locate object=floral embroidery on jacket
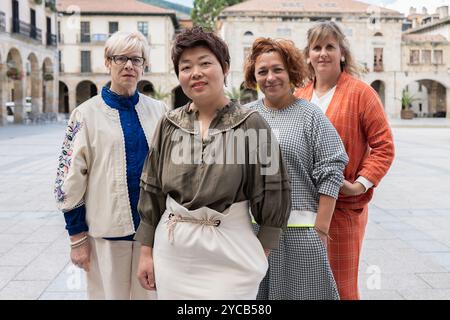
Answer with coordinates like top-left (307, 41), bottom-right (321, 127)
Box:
top-left (54, 120), bottom-right (83, 204)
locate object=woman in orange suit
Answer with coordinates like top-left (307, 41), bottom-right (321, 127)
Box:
top-left (295, 21), bottom-right (395, 300)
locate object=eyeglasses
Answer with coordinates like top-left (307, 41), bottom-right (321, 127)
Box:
top-left (110, 55), bottom-right (145, 67)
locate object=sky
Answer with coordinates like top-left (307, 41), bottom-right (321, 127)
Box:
top-left (169, 0), bottom-right (450, 14)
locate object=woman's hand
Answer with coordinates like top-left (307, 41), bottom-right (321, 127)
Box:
top-left (264, 248), bottom-right (270, 258)
top-left (340, 180), bottom-right (366, 196)
top-left (70, 232), bottom-right (90, 272)
top-left (137, 246), bottom-right (156, 290)
top-left (317, 232), bottom-right (329, 246)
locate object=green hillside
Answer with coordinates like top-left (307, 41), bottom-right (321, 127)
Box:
top-left (139, 0), bottom-right (192, 16)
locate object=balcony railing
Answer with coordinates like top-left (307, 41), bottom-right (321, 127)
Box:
top-left (30, 25), bottom-right (42, 41)
top-left (0, 11), bottom-right (6, 32)
top-left (77, 33), bottom-right (109, 44)
top-left (91, 33), bottom-right (108, 43)
top-left (12, 18), bottom-right (31, 38)
top-left (47, 33), bottom-right (57, 46)
top-left (80, 33), bottom-right (90, 43)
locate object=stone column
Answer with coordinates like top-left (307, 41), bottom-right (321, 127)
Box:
top-left (31, 69), bottom-right (42, 114)
top-left (0, 68), bottom-right (6, 126)
top-left (380, 76), bottom-right (395, 119)
top-left (69, 83), bottom-right (77, 113)
top-left (446, 87), bottom-right (450, 119)
top-left (13, 79), bottom-right (25, 124)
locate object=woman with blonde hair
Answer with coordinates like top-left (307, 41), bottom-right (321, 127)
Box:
top-left (244, 37), bottom-right (348, 300)
top-left (54, 31), bottom-right (166, 299)
top-left (295, 21), bottom-right (395, 300)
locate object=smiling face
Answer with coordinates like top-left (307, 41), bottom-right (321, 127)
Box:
top-left (106, 49), bottom-right (144, 95)
top-left (254, 51), bottom-right (291, 105)
top-left (177, 46), bottom-right (228, 105)
top-left (308, 35), bottom-right (342, 78)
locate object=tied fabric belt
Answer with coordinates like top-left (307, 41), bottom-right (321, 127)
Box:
top-left (166, 213), bottom-right (221, 244)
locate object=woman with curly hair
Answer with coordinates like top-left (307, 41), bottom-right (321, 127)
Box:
top-left (244, 37), bottom-right (348, 300)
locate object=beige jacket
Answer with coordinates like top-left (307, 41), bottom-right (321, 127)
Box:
top-left (54, 93), bottom-right (166, 237)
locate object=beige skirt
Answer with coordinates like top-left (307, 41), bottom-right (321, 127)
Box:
top-left (153, 195), bottom-right (268, 300)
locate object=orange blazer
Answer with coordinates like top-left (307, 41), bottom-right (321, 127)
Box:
top-left (295, 71), bottom-right (395, 209)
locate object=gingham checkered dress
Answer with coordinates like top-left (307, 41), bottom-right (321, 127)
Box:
top-left (247, 98), bottom-right (348, 300)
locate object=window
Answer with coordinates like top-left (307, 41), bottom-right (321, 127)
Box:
top-left (109, 22), bottom-right (118, 36)
top-left (81, 50), bottom-right (91, 73)
top-left (409, 50), bottom-right (420, 65)
top-left (433, 50), bottom-right (443, 64)
top-left (30, 9), bottom-right (37, 39)
top-left (373, 48), bottom-right (383, 72)
top-left (374, 32), bottom-right (383, 37)
top-left (343, 28), bottom-right (353, 37)
top-left (57, 21), bottom-right (61, 42)
top-left (276, 28), bottom-right (291, 37)
top-left (80, 21), bottom-right (90, 43)
top-left (421, 50), bottom-right (431, 64)
top-left (138, 22), bottom-right (148, 37)
top-left (58, 50), bottom-right (63, 72)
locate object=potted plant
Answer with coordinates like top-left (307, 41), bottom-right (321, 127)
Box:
top-left (34, 0), bottom-right (43, 5)
top-left (45, 0), bottom-right (56, 12)
top-left (400, 90), bottom-right (417, 120)
top-left (150, 86), bottom-right (170, 100)
top-left (43, 73), bottom-right (54, 81)
top-left (225, 86), bottom-right (255, 104)
top-left (6, 67), bottom-right (23, 80)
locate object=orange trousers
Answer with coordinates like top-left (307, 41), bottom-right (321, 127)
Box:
top-left (327, 205), bottom-right (368, 300)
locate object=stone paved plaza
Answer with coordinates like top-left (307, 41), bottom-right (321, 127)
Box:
top-left (0, 121), bottom-right (450, 300)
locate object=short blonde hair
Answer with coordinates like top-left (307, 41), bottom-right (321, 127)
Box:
top-left (104, 31), bottom-right (150, 66)
top-left (305, 21), bottom-right (360, 79)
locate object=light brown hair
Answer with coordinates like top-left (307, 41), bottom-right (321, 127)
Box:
top-left (304, 21), bottom-right (360, 79)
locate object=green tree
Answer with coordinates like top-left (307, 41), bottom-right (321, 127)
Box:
top-left (192, 0), bottom-right (244, 30)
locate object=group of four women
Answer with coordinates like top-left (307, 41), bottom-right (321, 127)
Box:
top-left (55, 21), bottom-right (395, 300)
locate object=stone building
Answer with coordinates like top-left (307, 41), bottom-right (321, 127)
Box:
top-left (218, 0), bottom-right (450, 119)
top-left (56, 0), bottom-right (181, 113)
top-left (0, 0), bottom-right (59, 125)
top-left (401, 6), bottom-right (450, 118)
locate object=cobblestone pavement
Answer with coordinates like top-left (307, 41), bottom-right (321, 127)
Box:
top-left (0, 121), bottom-right (450, 300)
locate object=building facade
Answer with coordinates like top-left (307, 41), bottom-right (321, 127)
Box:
top-left (57, 0), bottom-right (181, 113)
top-left (0, 0), bottom-right (58, 125)
top-left (218, 0), bottom-right (450, 119)
top-left (401, 7), bottom-right (450, 118)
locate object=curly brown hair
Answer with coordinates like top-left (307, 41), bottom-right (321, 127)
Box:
top-left (171, 26), bottom-right (230, 78)
top-left (243, 37), bottom-right (308, 90)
